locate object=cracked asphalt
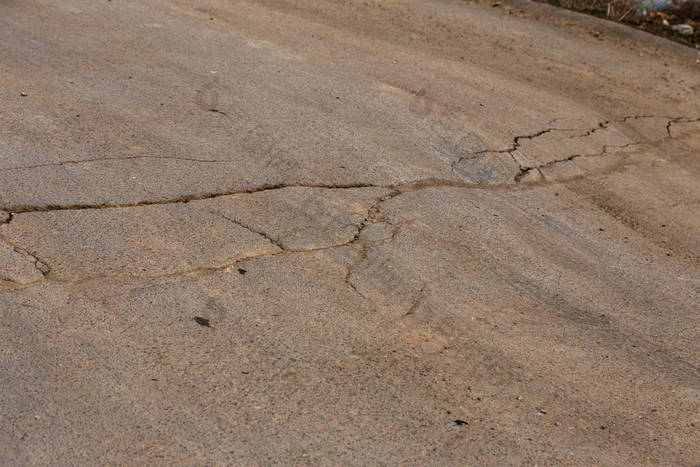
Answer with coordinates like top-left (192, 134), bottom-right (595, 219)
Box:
top-left (1, 0), bottom-right (699, 464)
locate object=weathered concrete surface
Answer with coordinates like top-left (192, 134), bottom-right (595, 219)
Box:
top-left (0, 0), bottom-right (698, 464)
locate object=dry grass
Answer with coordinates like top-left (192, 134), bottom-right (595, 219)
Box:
top-left (549, 0), bottom-right (700, 21)
top-left (538, 0), bottom-right (699, 46)
top-left (553, 0), bottom-right (641, 21)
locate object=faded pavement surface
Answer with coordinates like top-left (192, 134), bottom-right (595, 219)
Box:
top-left (1, 0), bottom-right (699, 464)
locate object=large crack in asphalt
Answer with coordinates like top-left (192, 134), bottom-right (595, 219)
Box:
top-left (0, 177), bottom-right (499, 290)
top-left (1, 182), bottom-right (382, 214)
top-left (342, 187), bottom-right (403, 302)
top-left (0, 182), bottom-right (407, 290)
top-left (2, 116), bottom-right (697, 216)
top-left (451, 115), bottom-right (700, 182)
top-left (511, 116), bottom-right (700, 180)
top-left (2, 115), bottom-right (697, 290)
top-left (0, 178), bottom-right (517, 215)
top-left (0, 179), bottom-right (419, 314)
top-left (514, 140), bottom-right (646, 182)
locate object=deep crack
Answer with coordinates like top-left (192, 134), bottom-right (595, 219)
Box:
top-left (1, 177), bottom-right (532, 216)
top-left (3, 115), bottom-right (697, 289)
top-left (342, 187), bottom-right (403, 302)
top-left (450, 115), bottom-right (698, 182)
top-left (507, 115), bottom-right (699, 182)
top-left (2, 182), bottom-right (382, 214)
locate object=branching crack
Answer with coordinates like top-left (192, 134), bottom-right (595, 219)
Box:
top-left (450, 128), bottom-right (555, 170)
top-left (342, 187), bottom-right (404, 302)
top-left (2, 114), bottom-right (697, 290)
top-left (451, 115), bottom-right (698, 182)
top-left (2, 185), bottom-right (414, 289)
top-left (666, 116), bottom-right (700, 138)
top-left (507, 115), bottom-right (699, 182)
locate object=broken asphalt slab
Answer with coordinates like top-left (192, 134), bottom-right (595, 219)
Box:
top-left (0, 0), bottom-right (698, 464)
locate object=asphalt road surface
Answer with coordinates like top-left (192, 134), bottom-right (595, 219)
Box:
top-left (1, 0), bottom-right (699, 464)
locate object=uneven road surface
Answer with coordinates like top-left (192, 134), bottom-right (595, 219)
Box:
top-left (1, 0), bottom-right (699, 464)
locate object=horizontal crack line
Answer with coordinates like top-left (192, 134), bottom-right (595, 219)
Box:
top-left (0, 178), bottom-right (525, 215)
top-left (4, 117), bottom-right (697, 215)
top-left (2, 182), bottom-right (381, 214)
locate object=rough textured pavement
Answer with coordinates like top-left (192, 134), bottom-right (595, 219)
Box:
top-left (1, 0), bottom-right (699, 464)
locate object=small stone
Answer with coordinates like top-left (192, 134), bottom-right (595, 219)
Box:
top-left (193, 316), bottom-right (211, 327)
top-left (20, 92), bottom-right (27, 97)
top-left (671, 24), bottom-right (693, 35)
